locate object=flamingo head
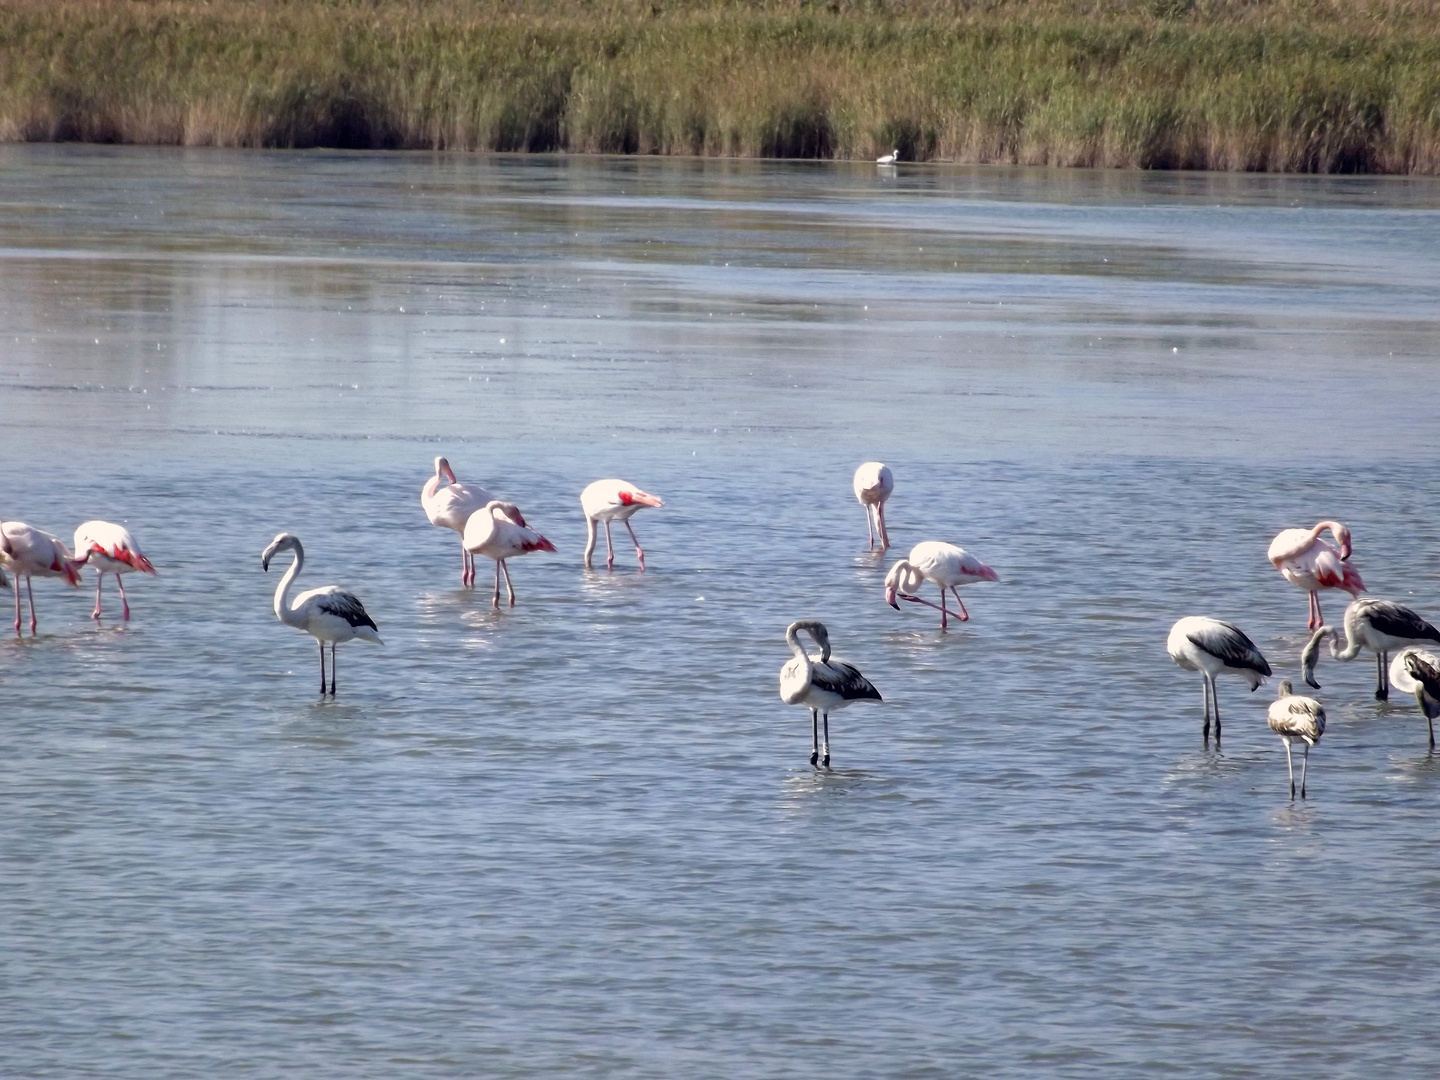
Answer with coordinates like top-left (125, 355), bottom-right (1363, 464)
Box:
top-left (974, 563), bottom-right (1000, 583)
top-left (436, 457), bottom-right (457, 485)
top-left (261, 532), bottom-right (298, 571)
top-left (618, 489), bottom-right (663, 509)
top-left (1331, 522), bottom-right (1352, 560)
top-left (883, 560), bottom-right (914, 609)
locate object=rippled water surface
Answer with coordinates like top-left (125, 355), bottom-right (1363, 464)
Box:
top-left (3, 147), bottom-right (1440, 1078)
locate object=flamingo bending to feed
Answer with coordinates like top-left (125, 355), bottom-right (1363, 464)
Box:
top-left (1388, 648), bottom-right (1440, 748)
top-left (422, 456), bottom-right (495, 587)
top-left (1301, 597), bottom-right (1440, 700)
top-left (463, 501), bottom-right (556, 610)
top-left (1267, 521), bottom-right (1365, 630)
top-left (261, 533), bottom-right (381, 696)
top-left (1166, 616), bottom-right (1272, 742)
top-left (581, 479), bottom-right (663, 571)
top-left (779, 620), bottom-right (882, 768)
top-left (74, 520), bottom-right (156, 620)
top-left (884, 541), bottom-right (998, 629)
top-left (0, 521), bottom-right (83, 635)
top-left (853, 462), bottom-right (894, 551)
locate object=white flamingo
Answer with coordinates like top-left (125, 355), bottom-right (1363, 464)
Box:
top-left (581, 479), bottom-right (663, 571)
top-left (422, 456), bottom-right (495, 587)
top-left (261, 533), bottom-right (381, 696)
top-left (1388, 648), bottom-right (1440, 748)
top-left (779, 620), bottom-right (882, 768)
top-left (0, 521), bottom-right (83, 635)
top-left (853, 462), bottom-right (894, 551)
top-left (463, 501), bottom-right (557, 610)
top-left (1166, 616), bottom-right (1272, 742)
top-left (1267, 520), bottom-right (1365, 630)
top-left (1268, 680), bottom-right (1326, 799)
top-left (1301, 597), bottom-right (1440, 700)
top-left (74, 520), bottom-right (156, 620)
top-left (884, 541), bottom-right (998, 629)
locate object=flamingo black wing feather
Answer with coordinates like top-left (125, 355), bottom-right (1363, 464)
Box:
top-left (317, 591), bottom-right (378, 632)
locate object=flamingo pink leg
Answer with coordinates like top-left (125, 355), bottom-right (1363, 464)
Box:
top-left (461, 545), bottom-right (469, 587)
top-left (117, 576), bottom-right (131, 620)
top-left (500, 559), bottom-right (516, 607)
top-left (603, 521), bottom-right (615, 571)
top-left (865, 506), bottom-right (875, 550)
top-left (950, 586), bottom-right (970, 622)
top-left (93, 573), bottom-right (104, 619)
top-left (624, 520), bottom-right (646, 571)
top-left (492, 559), bottom-right (502, 610)
top-left (876, 502), bottom-right (890, 551)
top-left (26, 575), bottom-right (37, 634)
top-left (899, 587), bottom-right (958, 630)
top-left (12, 576), bottom-right (20, 635)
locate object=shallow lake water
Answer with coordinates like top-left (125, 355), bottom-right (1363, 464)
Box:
top-left (3, 146), bottom-right (1440, 1078)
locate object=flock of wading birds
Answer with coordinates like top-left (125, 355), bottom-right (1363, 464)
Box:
top-left (4, 458), bottom-right (1440, 796)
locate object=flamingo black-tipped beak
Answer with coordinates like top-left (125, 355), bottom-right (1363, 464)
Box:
top-left (885, 585), bottom-right (899, 610)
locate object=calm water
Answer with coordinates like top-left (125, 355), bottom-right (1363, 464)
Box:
top-left (3, 146), bottom-right (1440, 1077)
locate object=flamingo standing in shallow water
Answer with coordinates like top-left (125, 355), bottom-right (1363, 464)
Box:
top-left (853, 462), bottom-right (894, 551)
top-left (884, 541), bottom-right (997, 629)
top-left (0, 521), bottom-right (83, 635)
top-left (1166, 616), bottom-right (1272, 742)
top-left (1268, 520), bottom-right (1365, 630)
top-left (74, 520), bottom-right (156, 620)
top-left (1387, 648), bottom-right (1440, 748)
top-left (779, 620), bottom-right (882, 768)
top-left (463, 501), bottom-right (556, 609)
top-left (581, 479), bottom-right (663, 571)
top-left (262, 533), bottom-right (381, 696)
top-left (1268, 680), bottom-right (1326, 799)
top-left (1301, 597), bottom-right (1440, 700)
top-left (422, 456), bottom-right (495, 587)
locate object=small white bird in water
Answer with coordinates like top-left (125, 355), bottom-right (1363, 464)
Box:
top-left (1166, 616), bottom-right (1272, 742)
top-left (876, 149), bottom-right (899, 165)
top-left (1268, 679), bottom-right (1326, 799)
top-left (852, 462), bottom-right (893, 551)
top-left (779, 620), bottom-right (882, 768)
top-left (262, 533), bottom-right (382, 696)
top-left (1387, 647), bottom-right (1440, 749)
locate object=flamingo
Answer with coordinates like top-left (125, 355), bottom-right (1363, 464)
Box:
top-left (779, 620), bottom-right (882, 768)
top-left (1388, 648), bottom-right (1440, 748)
top-left (422, 456), bottom-right (495, 587)
top-left (261, 533), bottom-right (381, 696)
top-left (1267, 521), bottom-right (1365, 630)
top-left (1268, 680), bottom-right (1326, 799)
top-left (581, 479), bottom-right (663, 571)
top-left (1301, 597), bottom-right (1440, 700)
top-left (876, 149), bottom-right (899, 165)
top-left (853, 462), bottom-right (894, 551)
top-left (74, 520), bottom-right (156, 620)
top-left (883, 541), bottom-right (998, 629)
top-left (463, 501), bottom-right (556, 610)
top-left (0, 521), bottom-right (83, 635)
top-left (1166, 616), bottom-right (1272, 742)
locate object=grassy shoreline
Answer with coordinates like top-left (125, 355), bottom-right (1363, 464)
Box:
top-left (2, 1), bottom-right (1438, 173)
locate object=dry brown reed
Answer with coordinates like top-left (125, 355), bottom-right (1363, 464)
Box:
top-left (2, 0), bottom-right (1438, 172)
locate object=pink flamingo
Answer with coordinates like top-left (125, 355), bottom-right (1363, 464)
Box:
top-left (1267, 521), bottom-right (1365, 630)
top-left (0, 521), bottom-right (84, 635)
top-left (422, 456), bottom-right (495, 587)
top-left (581, 478), bottom-right (663, 571)
top-left (852, 462), bottom-right (894, 551)
top-left (74, 520), bottom-right (156, 620)
top-left (884, 541), bottom-right (998, 629)
top-left (463, 501), bottom-right (557, 609)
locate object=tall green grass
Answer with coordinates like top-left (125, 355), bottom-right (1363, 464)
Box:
top-left (2, 0), bottom-right (1438, 172)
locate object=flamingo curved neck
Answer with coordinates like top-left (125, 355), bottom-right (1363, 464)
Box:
top-left (1330, 625), bottom-right (1359, 659)
top-left (273, 546), bottom-right (306, 628)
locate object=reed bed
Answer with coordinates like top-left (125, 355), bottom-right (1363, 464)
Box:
top-left (2, 0), bottom-right (1438, 172)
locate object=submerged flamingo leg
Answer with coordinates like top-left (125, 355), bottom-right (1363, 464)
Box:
top-left (822, 713), bottom-right (831, 768)
top-left (93, 573), bottom-right (104, 619)
top-left (492, 560), bottom-right (502, 610)
top-left (117, 576), bottom-right (130, 620)
top-left (810, 709), bottom-right (820, 767)
top-left (604, 521), bottom-right (615, 572)
top-left (319, 639), bottom-right (327, 695)
top-left (25, 576), bottom-right (36, 635)
top-left (330, 644), bottom-right (337, 696)
top-left (500, 560), bottom-right (516, 607)
top-left (624, 520), bottom-right (646, 571)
